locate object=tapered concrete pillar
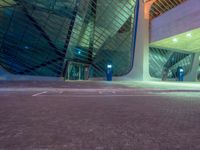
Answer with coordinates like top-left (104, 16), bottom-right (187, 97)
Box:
top-left (124, 0), bottom-right (155, 81)
top-left (184, 53), bottom-right (200, 81)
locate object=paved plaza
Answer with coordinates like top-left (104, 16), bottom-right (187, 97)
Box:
top-left (0, 81), bottom-right (200, 150)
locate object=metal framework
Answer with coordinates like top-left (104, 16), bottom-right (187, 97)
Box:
top-left (0, 0), bottom-right (137, 77)
top-left (150, 0), bottom-right (186, 19)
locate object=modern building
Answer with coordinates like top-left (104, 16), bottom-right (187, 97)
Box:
top-left (0, 0), bottom-right (200, 81)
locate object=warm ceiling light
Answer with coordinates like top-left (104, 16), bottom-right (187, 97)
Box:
top-left (186, 33), bottom-right (192, 37)
top-left (172, 38), bottom-right (178, 42)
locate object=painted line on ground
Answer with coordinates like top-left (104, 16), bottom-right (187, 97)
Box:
top-left (32, 91), bottom-right (48, 97)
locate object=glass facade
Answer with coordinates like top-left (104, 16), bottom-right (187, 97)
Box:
top-left (0, 0), bottom-right (137, 78)
top-left (149, 47), bottom-right (194, 80)
top-left (1, 0), bottom-right (197, 81)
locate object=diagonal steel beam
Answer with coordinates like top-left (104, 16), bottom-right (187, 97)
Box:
top-left (164, 52), bottom-right (189, 69)
top-left (17, 0), bottom-right (79, 75)
top-left (87, 0), bottom-right (97, 63)
top-left (62, 0), bottom-right (97, 78)
top-left (21, 5), bottom-right (64, 57)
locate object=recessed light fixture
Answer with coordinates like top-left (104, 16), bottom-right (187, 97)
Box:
top-left (186, 33), bottom-right (192, 37)
top-left (172, 38), bottom-right (178, 42)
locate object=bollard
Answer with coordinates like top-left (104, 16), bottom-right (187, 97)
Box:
top-left (106, 64), bottom-right (112, 81)
top-left (177, 66), bottom-right (184, 81)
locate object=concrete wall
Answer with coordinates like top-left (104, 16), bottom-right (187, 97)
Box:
top-left (150, 0), bottom-right (200, 43)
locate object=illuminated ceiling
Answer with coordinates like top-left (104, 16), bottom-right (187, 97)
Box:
top-left (150, 28), bottom-right (200, 52)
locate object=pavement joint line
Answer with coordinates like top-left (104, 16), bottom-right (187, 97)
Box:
top-left (36, 94), bottom-right (165, 97)
top-left (1, 88), bottom-right (200, 93)
top-left (32, 91), bottom-right (48, 97)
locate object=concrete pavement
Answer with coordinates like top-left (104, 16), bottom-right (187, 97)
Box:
top-left (0, 80), bottom-right (200, 150)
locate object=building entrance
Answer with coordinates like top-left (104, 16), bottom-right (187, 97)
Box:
top-left (65, 61), bottom-right (89, 80)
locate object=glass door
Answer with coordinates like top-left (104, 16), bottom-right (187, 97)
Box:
top-left (65, 61), bottom-right (89, 80)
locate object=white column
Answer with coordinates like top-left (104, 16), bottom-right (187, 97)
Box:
top-left (124, 0), bottom-right (151, 80)
top-left (184, 52), bottom-right (200, 81)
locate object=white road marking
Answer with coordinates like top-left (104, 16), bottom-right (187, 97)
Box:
top-left (32, 91), bottom-right (48, 97)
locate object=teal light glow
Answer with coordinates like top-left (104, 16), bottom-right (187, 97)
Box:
top-left (107, 64), bottom-right (112, 68)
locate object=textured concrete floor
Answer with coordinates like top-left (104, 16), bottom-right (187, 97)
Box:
top-left (0, 81), bottom-right (200, 150)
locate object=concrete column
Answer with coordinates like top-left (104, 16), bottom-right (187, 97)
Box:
top-left (123, 0), bottom-right (154, 81)
top-left (184, 53), bottom-right (200, 81)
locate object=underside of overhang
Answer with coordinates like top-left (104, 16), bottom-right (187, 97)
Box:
top-left (149, 0), bottom-right (186, 19)
top-left (150, 28), bottom-right (200, 53)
